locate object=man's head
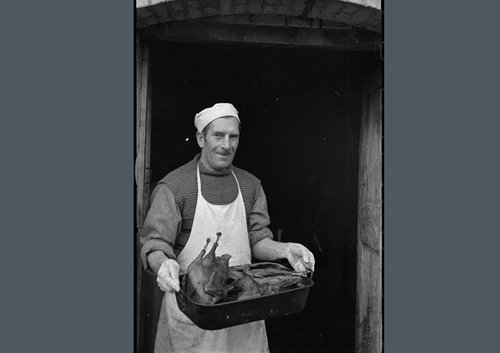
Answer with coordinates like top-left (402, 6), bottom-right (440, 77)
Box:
top-left (194, 103), bottom-right (241, 173)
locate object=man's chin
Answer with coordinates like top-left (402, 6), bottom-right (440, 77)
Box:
top-left (213, 159), bottom-right (233, 170)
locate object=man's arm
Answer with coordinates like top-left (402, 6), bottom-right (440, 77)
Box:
top-left (140, 183), bottom-right (183, 292)
top-left (251, 237), bottom-right (288, 261)
top-left (252, 237), bottom-right (315, 272)
top-left (247, 184), bottom-right (274, 246)
top-left (147, 250), bottom-right (169, 274)
top-left (140, 183), bottom-right (181, 274)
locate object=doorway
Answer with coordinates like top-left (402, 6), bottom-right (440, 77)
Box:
top-left (142, 40), bottom-right (380, 352)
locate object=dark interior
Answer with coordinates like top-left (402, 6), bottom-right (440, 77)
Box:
top-left (147, 40), bottom-right (380, 352)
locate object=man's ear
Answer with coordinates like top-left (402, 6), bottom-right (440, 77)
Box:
top-left (196, 131), bottom-right (205, 148)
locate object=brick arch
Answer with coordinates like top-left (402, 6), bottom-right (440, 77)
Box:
top-left (137, 0), bottom-right (382, 33)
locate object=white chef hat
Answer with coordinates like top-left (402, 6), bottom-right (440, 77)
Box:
top-left (194, 103), bottom-right (240, 132)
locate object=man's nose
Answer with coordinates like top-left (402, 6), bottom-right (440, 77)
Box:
top-left (220, 136), bottom-right (230, 149)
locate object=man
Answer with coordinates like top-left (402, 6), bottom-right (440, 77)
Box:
top-left (140, 103), bottom-right (315, 353)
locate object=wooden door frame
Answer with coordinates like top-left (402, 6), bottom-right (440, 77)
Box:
top-left (356, 67), bottom-right (383, 353)
top-left (135, 36), bottom-right (153, 353)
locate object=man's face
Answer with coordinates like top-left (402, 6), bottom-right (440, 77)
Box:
top-left (197, 116), bottom-right (240, 172)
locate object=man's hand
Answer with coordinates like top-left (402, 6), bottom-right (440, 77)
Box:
top-left (157, 259), bottom-right (180, 292)
top-left (285, 243), bottom-right (316, 273)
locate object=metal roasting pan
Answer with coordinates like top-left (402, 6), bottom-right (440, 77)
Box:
top-left (176, 272), bottom-right (314, 330)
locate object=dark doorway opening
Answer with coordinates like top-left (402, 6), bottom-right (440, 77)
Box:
top-left (147, 40), bottom-right (380, 352)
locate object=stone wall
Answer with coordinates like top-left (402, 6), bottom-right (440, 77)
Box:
top-left (136, 0), bottom-right (382, 33)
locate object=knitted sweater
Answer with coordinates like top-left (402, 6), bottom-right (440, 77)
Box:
top-left (140, 154), bottom-right (273, 273)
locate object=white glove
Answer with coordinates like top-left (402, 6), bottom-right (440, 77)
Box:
top-left (157, 259), bottom-right (180, 292)
top-left (285, 243), bottom-right (315, 273)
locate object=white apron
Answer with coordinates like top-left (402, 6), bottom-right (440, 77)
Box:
top-left (154, 164), bottom-right (269, 353)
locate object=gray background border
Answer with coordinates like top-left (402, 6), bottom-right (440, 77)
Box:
top-left (384, 1), bottom-right (500, 352)
top-left (0, 1), bottom-right (134, 352)
top-left (1, 0), bottom-right (499, 352)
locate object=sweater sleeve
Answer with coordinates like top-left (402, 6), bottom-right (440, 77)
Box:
top-left (139, 183), bottom-right (182, 274)
top-left (248, 184), bottom-right (274, 246)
